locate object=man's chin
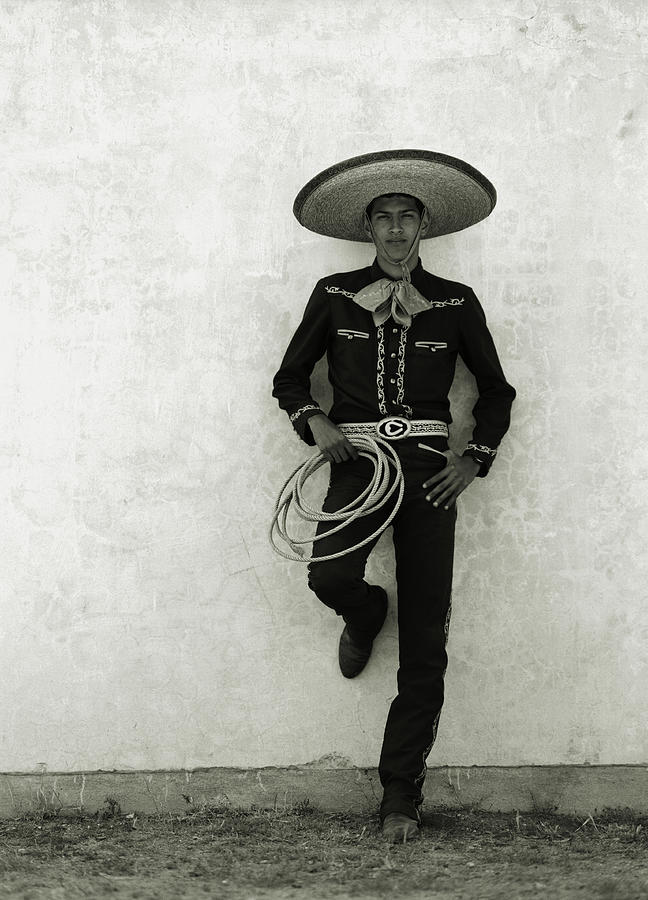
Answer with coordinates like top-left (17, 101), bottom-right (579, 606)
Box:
top-left (382, 243), bottom-right (410, 260)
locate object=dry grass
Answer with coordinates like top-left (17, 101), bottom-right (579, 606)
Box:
top-left (1, 800), bottom-right (647, 899)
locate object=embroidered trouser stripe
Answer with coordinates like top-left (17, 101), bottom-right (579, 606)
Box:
top-left (412, 598), bottom-right (453, 800)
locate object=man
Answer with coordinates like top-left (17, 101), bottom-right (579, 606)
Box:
top-left (272, 150), bottom-right (515, 843)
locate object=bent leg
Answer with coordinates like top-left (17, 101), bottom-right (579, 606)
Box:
top-left (308, 457), bottom-right (392, 644)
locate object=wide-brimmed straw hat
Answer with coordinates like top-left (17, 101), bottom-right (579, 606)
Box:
top-left (293, 149), bottom-right (496, 242)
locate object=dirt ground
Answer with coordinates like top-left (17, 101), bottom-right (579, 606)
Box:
top-left (1, 801), bottom-right (647, 900)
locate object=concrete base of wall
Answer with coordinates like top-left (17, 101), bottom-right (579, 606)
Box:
top-left (2, 766), bottom-right (647, 819)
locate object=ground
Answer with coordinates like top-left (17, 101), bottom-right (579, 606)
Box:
top-left (1, 802), bottom-right (647, 899)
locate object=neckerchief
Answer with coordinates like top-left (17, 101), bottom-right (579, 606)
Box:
top-left (352, 275), bottom-right (433, 327)
top-left (352, 210), bottom-right (434, 327)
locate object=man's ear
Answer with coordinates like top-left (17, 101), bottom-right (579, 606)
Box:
top-left (362, 212), bottom-right (373, 239)
top-left (421, 206), bottom-right (431, 233)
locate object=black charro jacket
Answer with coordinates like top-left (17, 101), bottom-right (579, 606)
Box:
top-left (272, 258), bottom-right (515, 475)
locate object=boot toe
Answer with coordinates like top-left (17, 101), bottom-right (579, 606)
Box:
top-left (338, 628), bottom-right (372, 678)
top-left (382, 813), bottom-right (420, 844)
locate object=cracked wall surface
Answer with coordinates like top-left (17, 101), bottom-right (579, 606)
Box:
top-left (1, 0), bottom-right (647, 772)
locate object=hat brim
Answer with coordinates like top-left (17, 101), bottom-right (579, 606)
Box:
top-left (293, 149), bottom-right (496, 242)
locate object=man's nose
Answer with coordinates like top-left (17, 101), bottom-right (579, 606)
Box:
top-left (389, 221), bottom-right (403, 233)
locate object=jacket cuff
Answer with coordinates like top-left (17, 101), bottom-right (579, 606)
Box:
top-left (462, 442), bottom-right (498, 478)
top-left (288, 404), bottom-right (323, 445)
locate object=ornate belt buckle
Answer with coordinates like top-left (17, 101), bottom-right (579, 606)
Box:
top-left (375, 416), bottom-right (412, 441)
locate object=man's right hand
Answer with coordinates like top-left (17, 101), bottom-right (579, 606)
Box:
top-left (309, 414), bottom-right (359, 464)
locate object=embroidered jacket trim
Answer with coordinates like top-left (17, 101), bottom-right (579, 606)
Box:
top-left (289, 404), bottom-right (321, 423)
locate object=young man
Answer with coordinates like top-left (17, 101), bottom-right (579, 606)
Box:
top-left (272, 150), bottom-right (515, 843)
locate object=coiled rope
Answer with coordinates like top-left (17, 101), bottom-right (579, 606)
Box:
top-left (269, 435), bottom-right (405, 563)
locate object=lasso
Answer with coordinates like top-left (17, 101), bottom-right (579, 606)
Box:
top-left (269, 436), bottom-right (405, 563)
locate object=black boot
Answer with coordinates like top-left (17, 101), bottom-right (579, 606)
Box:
top-left (338, 586), bottom-right (388, 678)
top-left (382, 813), bottom-right (420, 844)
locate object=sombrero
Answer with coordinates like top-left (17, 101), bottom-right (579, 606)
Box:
top-left (293, 149), bottom-right (496, 242)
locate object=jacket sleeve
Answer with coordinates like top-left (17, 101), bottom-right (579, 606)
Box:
top-left (272, 280), bottom-right (330, 445)
top-left (458, 289), bottom-right (516, 476)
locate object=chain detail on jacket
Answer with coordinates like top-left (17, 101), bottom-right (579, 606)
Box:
top-left (376, 324), bottom-right (388, 415)
top-left (397, 325), bottom-right (413, 417)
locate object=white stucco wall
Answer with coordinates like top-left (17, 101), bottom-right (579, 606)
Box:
top-left (1, 0), bottom-right (647, 773)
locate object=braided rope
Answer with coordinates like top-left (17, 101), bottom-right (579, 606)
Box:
top-left (269, 435), bottom-right (405, 563)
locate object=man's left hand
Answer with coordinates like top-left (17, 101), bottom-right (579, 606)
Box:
top-left (422, 451), bottom-right (480, 510)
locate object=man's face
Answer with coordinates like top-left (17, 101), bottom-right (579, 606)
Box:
top-left (364, 195), bottom-right (428, 262)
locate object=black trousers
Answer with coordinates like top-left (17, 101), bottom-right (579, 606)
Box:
top-left (308, 436), bottom-right (456, 822)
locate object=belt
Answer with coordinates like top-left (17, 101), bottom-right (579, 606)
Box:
top-left (338, 417), bottom-right (448, 442)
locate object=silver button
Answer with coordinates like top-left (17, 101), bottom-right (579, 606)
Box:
top-left (390, 352), bottom-right (396, 358)
top-left (390, 378), bottom-right (396, 384)
top-left (392, 328), bottom-right (398, 334)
